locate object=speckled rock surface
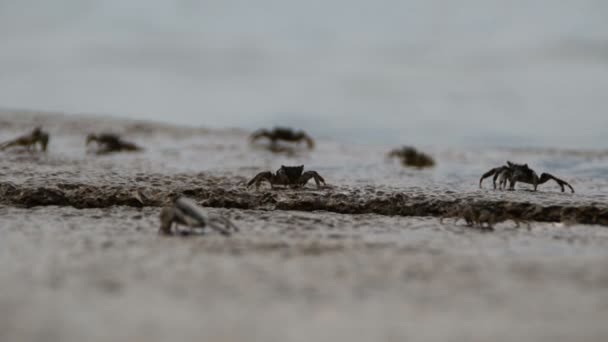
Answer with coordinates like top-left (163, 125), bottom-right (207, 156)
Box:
top-left (1, 110), bottom-right (608, 342)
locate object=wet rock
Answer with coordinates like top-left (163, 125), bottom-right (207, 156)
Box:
top-left (1, 109), bottom-right (607, 227)
top-left (1, 175), bottom-right (607, 226)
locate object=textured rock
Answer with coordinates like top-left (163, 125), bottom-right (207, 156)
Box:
top-left (1, 176), bottom-right (607, 225)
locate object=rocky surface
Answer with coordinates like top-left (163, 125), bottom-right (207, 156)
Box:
top-left (1, 205), bottom-right (608, 342)
top-left (1, 175), bottom-right (607, 225)
top-left (1, 109), bottom-right (608, 341)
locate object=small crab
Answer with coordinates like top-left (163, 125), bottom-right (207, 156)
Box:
top-left (441, 204), bottom-right (525, 231)
top-left (0, 127), bottom-right (49, 152)
top-left (247, 165), bottom-right (326, 189)
top-left (479, 161), bottom-right (574, 193)
top-left (387, 146), bottom-right (435, 168)
top-left (159, 197), bottom-right (239, 236)
top-left (250, 127), bottom-right (315, 149)
top-left (86, 133), bottom-right (142, 155)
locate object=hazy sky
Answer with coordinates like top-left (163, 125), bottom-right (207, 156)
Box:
top-left (1, 0), bottom-right (607, 146)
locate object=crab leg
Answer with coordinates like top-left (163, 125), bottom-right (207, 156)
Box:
top-left (159, 207), bottom-right (178, 235)
top-left (299, 171), bottom-right (326, 189)
top-left (250, 129), bottom-right (271, 143)
top-left (208, 214), bottom-right (239, 233)
top-left (0, 141), bottom-right (15, 151)
top-left (120, 141), bottom-right (142, 151)
top-left (206, 220), bottom-right (232, 236)
top-left (0, 137), bottom-right (29, 151)
top-left (302, 133), bottom-right (315, 149)
top-left (539, 173), bottom-right (575, 193)
top-left (479, 167), bottom-right (505, 189)
top-left (499, 169), bottom-right (512, 190)
top-left (247, 171), bottom-right (274, 188)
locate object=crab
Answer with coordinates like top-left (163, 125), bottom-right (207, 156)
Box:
top-left (86, 133), bottom-right (142, 154)
top-left (159, 197), bottom-right (239, 236)
top-left (0, 127), bottom-right (49, 152)
top-left (387, 146), bottom-right (435, 168)
top-left (250, 127), bottom-right (315, 149)
top-left (247, 165), bottom-right (326, 189)
top-left (479, 161), bottom-right (574, 193)
top-left (441, 204), bottom-right (525, 231)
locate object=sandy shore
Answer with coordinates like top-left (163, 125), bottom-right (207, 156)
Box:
top-left (1, 110), bottom-right (607, 341)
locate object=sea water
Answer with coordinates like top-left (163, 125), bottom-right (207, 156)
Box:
top-left (0, 0), bottom-right (607, 147)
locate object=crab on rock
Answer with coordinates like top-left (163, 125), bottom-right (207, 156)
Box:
top-left (479, 161), bottom-right (574, 193)
top-left (86, 133), bottom-right (142, 155)
top-left (247, 165), bottom-right (326, 189)
top-left (250, 127), bottom-right (315, 149)
top-left (0, 127), bottom-right (49, 152)
top-left (159, 197), bottom-right (239, 236)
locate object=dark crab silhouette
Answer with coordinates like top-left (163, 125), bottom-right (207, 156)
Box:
top-left (479, 161), bottom-right (574, 193)
top-left (250, 127), bottom-right (314, 150)
top-left (0, 127), bottom-right (49, 152)
top-left (387, 146), bottom-right (435, 168)
top-left (86, 133), bottom-right (142, 155)
top-left (247, 165), bottom-right (326, 189)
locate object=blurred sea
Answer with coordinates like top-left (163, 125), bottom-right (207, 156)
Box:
top-left (0, 0), bottom-right (607, 147)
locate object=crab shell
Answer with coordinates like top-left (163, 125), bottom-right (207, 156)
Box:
top-left (279, 165), bottom-right (304, 183)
